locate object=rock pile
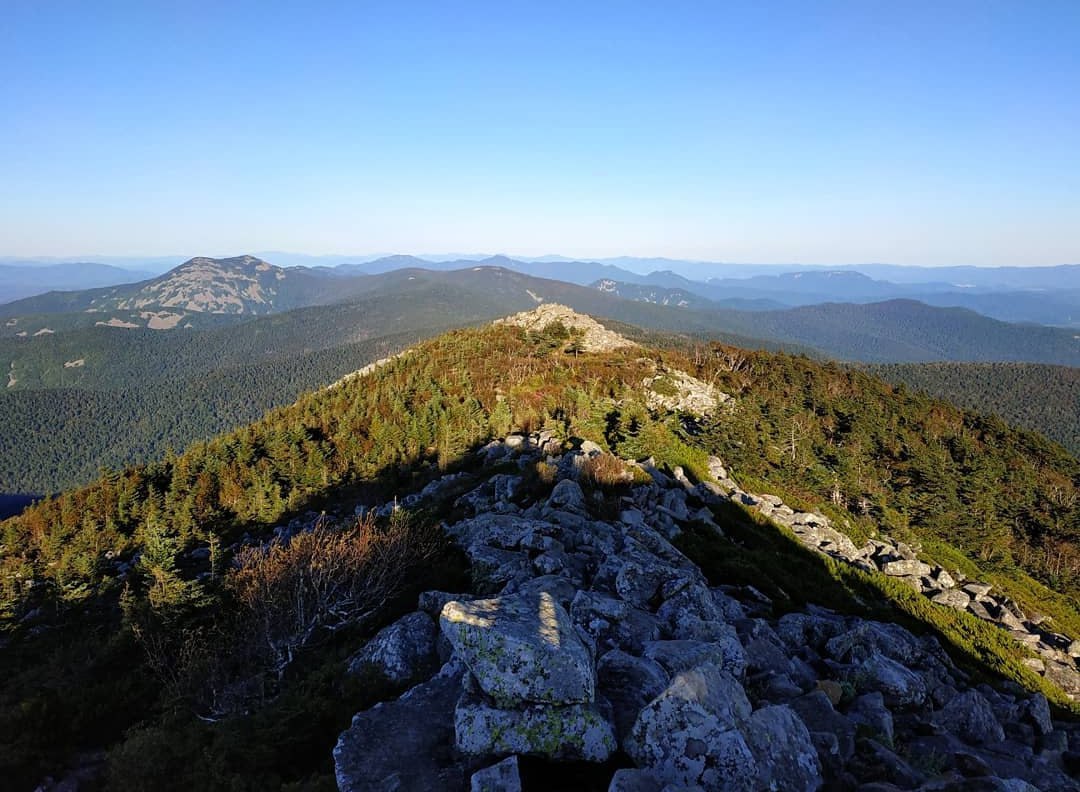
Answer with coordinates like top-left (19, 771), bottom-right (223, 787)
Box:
top-left (710, 476), bottom-right (1080, 699)
top-left (643, 369), bottom-right (733, 416)
top-left (494, 303), bottom-right (637, 353)
top-left (334, 433), bottom-right (1080, 791)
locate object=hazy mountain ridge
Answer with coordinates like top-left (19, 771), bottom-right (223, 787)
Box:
top-left (9, 254), bottom-right (1080, 327)
top-left (0, 262), bottom-right (157, 304)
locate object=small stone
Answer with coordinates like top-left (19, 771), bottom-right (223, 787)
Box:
top-left (470, 755), bottom-right (521, 792)
top-left (816, 680), bottom-right (844, 707)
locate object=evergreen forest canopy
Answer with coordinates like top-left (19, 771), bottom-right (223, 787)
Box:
top-left (867, 362), bottom-right (1080, 458)
top-left (1, 314), bottom-right (1079, 788)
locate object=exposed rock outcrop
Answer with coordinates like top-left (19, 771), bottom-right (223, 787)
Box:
top-left (494, 303), bottom-right (636, 352)
top-left (332, 432), bottom-right (1080, 791)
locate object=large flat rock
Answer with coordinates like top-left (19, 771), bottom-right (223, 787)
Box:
top-left (455, 685), bottom-right (616, 761)
top-left (441, 591), bottom-right (595, 706)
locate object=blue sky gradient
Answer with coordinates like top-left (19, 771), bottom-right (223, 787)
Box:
top-left (2, 1), bottom-right (1077, 264)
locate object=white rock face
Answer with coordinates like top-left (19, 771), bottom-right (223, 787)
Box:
top-left (440, 591), bottom-right (595, 706)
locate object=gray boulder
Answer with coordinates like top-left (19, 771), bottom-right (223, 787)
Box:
top-left (881, 559), bottom-right (932, 577)
top-left (824, 621), bottom-right (925, 666)
top-left (935, 689), bottom-right (1005, 745)
top-left (744, 705), bottom-right (822, 792)
top-left (597, 649), bottom-right (670, 742)
top-left (346, 611), bottom-right (439, 685)
top-left (846, 691), bottom-right (894, 745)
top-left (851, 652), bottom-right (928, 706)
top-left (334, 662), bottom-right (467, 792)
top-left (931, 588), bottom-right (972, 610)
top-left (643, 639), bottom-right (747, 680)
top-left (470, 755), bottom-right (521, 792)
top-left (571, 590), bottom-right (663, 654)
top-left (548, 478), bottom-right (587, 512)
top-left (455, 685), bottom-right (616, 761)
top-left (441, 592), bottom-right (595, 706)
top-left (607, 768), bottom-right (665, 792)
top-left (1021, 692), bottom-right (1053, 736)
top-left (467, 545), bottom-right (531, 590)
top-left (625, 663), bottom-right (756, 790)
top-left (788, 690), bottom-right (857, 763)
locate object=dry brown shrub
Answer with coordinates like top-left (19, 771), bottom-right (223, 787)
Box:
top-left (581, 452), bottom-right (632, 489)
top-left (228, 511), bottom-right (443, 679)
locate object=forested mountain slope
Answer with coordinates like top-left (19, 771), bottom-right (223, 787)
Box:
top-left (867, 362), bottom-right (1080, 458)
top-left (1, 308), bottom-right (1078, 788)
top-left (5, 263), bottom-right (1080, 498)
top-left (0, 268), bottom-right (807, 494)
top-left (736, 300), bottom-right (1080, 364)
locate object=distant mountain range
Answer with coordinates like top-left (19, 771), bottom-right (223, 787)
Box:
top-left (3, 253), bottom-right (1080, 496)
top-left (6, 254), bottom-right (1080, 326)
top-left (5, 255), bottom-right (1080, 362)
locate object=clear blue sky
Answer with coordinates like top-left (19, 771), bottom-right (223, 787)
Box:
top-left (2, 1), bottom-right (1077, 265)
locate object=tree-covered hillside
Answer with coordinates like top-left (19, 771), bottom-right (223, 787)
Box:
top-left (866, 362), bottom-right (1080, 458)
top-left (1, 314), bottom-right (1079, 788)
top-left (0, 270), bottom-right (809, 494)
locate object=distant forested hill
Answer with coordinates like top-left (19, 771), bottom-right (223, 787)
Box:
top-left (867, 362), bottom-right (1080, 458)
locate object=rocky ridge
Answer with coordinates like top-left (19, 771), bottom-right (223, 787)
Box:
top-left (718, 475), bottom-right (1080, 700)
top-left (495, 303), bottom-right (637, 353)
top-left (332, 431), bottom-right (1080, 791)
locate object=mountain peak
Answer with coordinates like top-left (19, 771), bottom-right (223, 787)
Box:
top-left (494, 303), bottom-right (637, 352)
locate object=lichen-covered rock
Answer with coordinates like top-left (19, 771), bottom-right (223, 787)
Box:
top-left (455, 685), bottom-right (616, 761)
top-left (470, 755), bottom-right (522, 792)
top-left (334, 662), bottom-right (467, 792)
top-left (625, 663), bottom-right (755, 790)
top-left (346, 611), bottom-right (439, 685)
top-left (744, 705), bottom-right (822, 792)
top-left (441, 592), bottom-right (594, 706)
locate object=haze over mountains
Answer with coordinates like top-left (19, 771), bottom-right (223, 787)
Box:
top-left (2, 253), bottom-right (1080, 498)
top-left (5, 254), bottom-right (1078, 329)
